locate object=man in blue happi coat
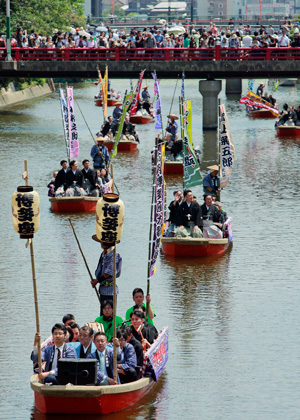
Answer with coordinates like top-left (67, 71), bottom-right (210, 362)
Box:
top-left (90, 137), bottom-right (110, 170)
top-left (91, 238), bottom-right (122, 315)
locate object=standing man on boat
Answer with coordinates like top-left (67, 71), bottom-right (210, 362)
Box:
top-left (90, 137), bottom-right (110, 170)
top-left (87, 332), bottom-right (120, 385)
top-left (91, 239), bottom-right (122, 314)
top-left (31, 323), bottom-right (77, 385)
top-left (111, 101), bottom-right (123, 135)
top-left (203, 165), bottom-right (219, 196)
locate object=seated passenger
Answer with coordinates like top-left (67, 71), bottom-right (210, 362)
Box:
top-left (130, 310), bottom-right (158, 350)
top-left (68, 322), bottom-right (80, 342)
top-left (203, 165), bottom-right (219, 196)
top-left (87, 332), bottom-right (121, 385)
top-left (115, 329), bottom-right (138, 384)
top-left (125, 288), bottom-right (156, 325)
top-left (175, 189), bottom-right (203, 238)
top-left (94, 300), bottom-right (123, 342)
top-left (166, 190), bottom-right (183, 237)
top-left (65, 160), bottom-right (87, 197)
top-left (65, 326), bottom-right (73, 343)
top-left (124, 325), bottom-right (144, 369)
top-left (81, 159), bottom-right (96, 195)
top-left (47, 171), bottom-right (58, 197)
top-left (54, 160), bottom-right (69, 197)
top-left (285, 117), bottom-right (295, 126)
top-left (69, 325), bottom-right (96, 358)
top-left (121, 115), bottom-right (136, 141)
top-left (214, 201), bottom-right (228, 228)
top-left (200, 195), bottom-right (223, 239)
top-left (31, 323), bottom-right (77, 385)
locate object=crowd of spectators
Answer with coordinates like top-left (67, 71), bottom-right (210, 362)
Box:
top-left (0, 18), bottom-right (300, 52)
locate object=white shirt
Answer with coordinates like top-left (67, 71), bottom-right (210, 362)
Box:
top-left (242, 35), bottom-right (252, 47)
top-left (51, 344), bottom-right (65, 373)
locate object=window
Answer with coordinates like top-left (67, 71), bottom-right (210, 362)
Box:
top-left (218, 10), bottom-right (223, 15)
top-left (218, 3), bottom-right (223, 7)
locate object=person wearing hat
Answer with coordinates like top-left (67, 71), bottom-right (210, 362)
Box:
top-left (291, 29), bottom-right (300, 47)
top-left (203, 165), bottom-right (219, 196)
top-left (256, 82), bottom-right (264, 97)
top-left (165, 114), bottom-right (178, 141)
top-left (111, 101), bottom-right (123, 135)
top-left (90, 137), bottom-right (110, 170)
top-left (91, 240), bottom-right (122, 315)
top-left (229, 32), bottom-right (240, 48)
top-left (141, 86), bottom-right (150, 102)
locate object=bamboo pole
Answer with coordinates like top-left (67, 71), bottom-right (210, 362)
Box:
top-left (110, 163), bottom-right (117, 382)
top-left (68, 218), bottom-right (101, 305)
top-left (146, 164), bottom-right (156, 322)
top-left (23, 160), bottom-right (42, 381)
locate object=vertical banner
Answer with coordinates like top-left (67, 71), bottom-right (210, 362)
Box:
top-left (181, 72), bottom-right (185, 100)
top-left (142, 327), bottom-right (168, 381)
top-left (152, 73), bottom-right (162, 130)
top-left (103, 66), bottom-right (108, 117)
top-left (97, 68), bottom-right (107, 119)
top-left (60, 89), bottom-right (69, 150)
top-left (149, 144), bottom-right (165, 278)
top-left (66, 87), bottom-right (79, 159)
top-left (110, 93), bottom-right (134, 159)
top-left (219, 104), bottom-right (235, 189)
top-left (186, 100), bottom-right (193, 148)
top-left (130, 70), bottom-right (145, 116)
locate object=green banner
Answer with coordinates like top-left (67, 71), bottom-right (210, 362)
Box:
top-left (181, 99), bottom-right (202, 188)
top-left (110, 93), bottom-right (134, 159)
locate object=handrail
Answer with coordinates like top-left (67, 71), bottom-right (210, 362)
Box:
top-left (1, 46), bottom-right (300, 62)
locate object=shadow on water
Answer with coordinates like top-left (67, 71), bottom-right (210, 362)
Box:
top-left (30, 373), bottom-right (167, 420)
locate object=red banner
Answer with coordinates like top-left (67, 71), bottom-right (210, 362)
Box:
top-left (130, 70), bottom-right (145, 116)
top-left (239, 97), bottom-right (279, 116)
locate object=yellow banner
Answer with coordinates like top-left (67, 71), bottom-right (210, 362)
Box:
top-left (103, 66), bottom-right (108, 117)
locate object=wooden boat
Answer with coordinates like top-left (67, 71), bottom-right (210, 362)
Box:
top-left (103, 138), bottom-right (139, 152)
top-left (276, 125), bottom-right (300, 137)
top-left (94, 97), bottom-right (120, 107)
top-left (30, 375), bottom-right (155, 415)
top-left (49, 196), bottom-right (99, 213)
top-left (130, 114), bottom-right (155, 124)
top-left (164, 160), bottom-right (183, 175)
top-left (31, 326), bottom-right (168, 415)
top-left (247, 109), bottom-right (276, 119)
top-left (161, 236), bottom-right (232, 257)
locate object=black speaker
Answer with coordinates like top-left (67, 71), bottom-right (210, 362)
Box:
top-left (57, 358), bottom-right (97, 385)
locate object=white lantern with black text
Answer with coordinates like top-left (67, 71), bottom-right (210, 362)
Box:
top-left (12, 186), bottom-right (40, 239)
top-left (96, 193), bottom-right (124, 245)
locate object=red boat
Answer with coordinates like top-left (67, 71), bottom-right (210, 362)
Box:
top-left (247, 109), bottom-right (277, 119)
top-left (30, 327), bottom-right (168, 415)
top-left (164, 160), bottom-right (183, 175)
top-left (49, 197), bottom-right (99, 213)
top-left (276, 125), bottom-right (300, 137)
top-left (103, 138), bottom-right (139, 152)
top-left (161, 237), bottom-right (231, 257)
top-left (31, 376), bottom-right (155, 415)
top-left (94, 98), bottom-right (120, 107)
top-left (130, 114), bottom-right (154, 124)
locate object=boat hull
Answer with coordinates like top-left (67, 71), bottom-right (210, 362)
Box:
top-left (94, 98), bottom-right (119, 107)
top-left (130, 115), bottom-right (154, 124)
top-left (247, 109), bottom-right (276, 119)
top-left (31, 376), bottom-right (154, 415)
top-left (276, 125), bottom-right (300, 137)
top-left (164, 161), bottom-right (183, 175)
top-left (161, 237), bottom-right (231, 257)
top-left (49, 197), bottom-right (99, 213)
top-left (103, 139), bottom-right (138, 152)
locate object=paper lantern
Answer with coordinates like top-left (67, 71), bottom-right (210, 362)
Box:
top-left (96, 193), bottom-right (124, 245)
top-left (12, 186), bottom-right (40, 239)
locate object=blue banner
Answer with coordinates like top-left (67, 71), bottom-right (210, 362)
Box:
top-left (152, 73), bottom-right (162, 129)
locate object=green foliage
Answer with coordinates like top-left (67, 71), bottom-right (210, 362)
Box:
top-left (0, 0), bottom-right (86, 35)
top-left (114, 5), bottom-right (125, 17)
top-left (126, 13), bottom-right (138, 17)
top-left (0, 78), bottom-right (46, 92)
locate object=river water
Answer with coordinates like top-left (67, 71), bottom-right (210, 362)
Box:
top-left (0, 78), bottom-right (300, 420)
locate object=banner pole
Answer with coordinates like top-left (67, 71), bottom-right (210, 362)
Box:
top-left (146, 166), bottom-right (156, 322)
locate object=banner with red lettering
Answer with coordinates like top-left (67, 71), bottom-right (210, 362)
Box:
top-left (239, 90), bottom-right (279, 116)
top-left (66, 87), bottom-right (79, 158)
top-left (142, 327), bottom-right (168, 381)
top-left (130, 70), bottom-right (145, 116)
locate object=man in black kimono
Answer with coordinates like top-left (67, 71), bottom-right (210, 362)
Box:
top-left (65, 160), bottom-right (87, 197)
top-left (175, 189), bottom-right (203, 238)
top-left (54, 160), bottom-right (69, 197)
top-left (81, 159), bottom-right (96, 195)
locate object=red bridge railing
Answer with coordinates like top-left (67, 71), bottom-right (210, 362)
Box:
top-left (1, 46), bottom-right (300, 61)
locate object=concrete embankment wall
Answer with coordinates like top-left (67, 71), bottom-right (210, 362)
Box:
top-left (0, 79), bottom-right (55, 109)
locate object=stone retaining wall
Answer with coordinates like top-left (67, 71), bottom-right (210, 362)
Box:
top-left (0, 79), bottom-right (54, 109)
